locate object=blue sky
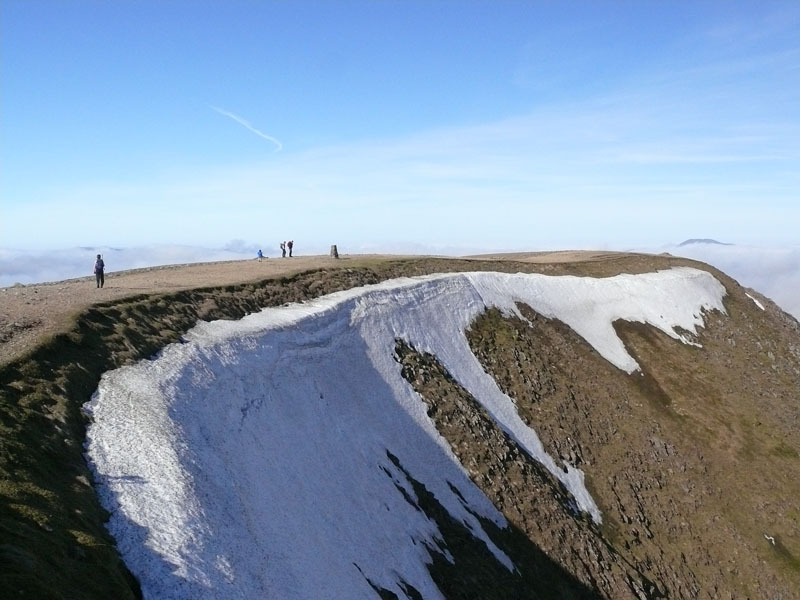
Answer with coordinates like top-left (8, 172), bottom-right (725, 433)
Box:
top-left (1, 0), bottom-right (799, 252)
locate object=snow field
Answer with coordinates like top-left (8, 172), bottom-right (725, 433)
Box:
top-left (84, 267), bottom-right (726, 599)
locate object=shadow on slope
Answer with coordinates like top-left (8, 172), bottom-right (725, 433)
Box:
top-left (376, 450), bottom-right (603, 600)
top-left (394, 341), bottom-right (663, 599)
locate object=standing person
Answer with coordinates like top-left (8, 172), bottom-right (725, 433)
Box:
top-left (280, 241), bottom-right (286, 258)
top-left (257, 249), bottom-right (263, 262)
top-left (287, 240), bottom-right (293, 257)
top-left (94, 254), bottom-right (105, 288)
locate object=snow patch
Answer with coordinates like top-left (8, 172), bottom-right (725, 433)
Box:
top-left (85, 267), bottom-right (726, 598)
top-left (746, 292), bottom-right (765, 310)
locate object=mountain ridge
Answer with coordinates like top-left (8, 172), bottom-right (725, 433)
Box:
top-left (677, 238), bottom-right (733, 247)
top-left (1, 254), bottom-right (798, 598)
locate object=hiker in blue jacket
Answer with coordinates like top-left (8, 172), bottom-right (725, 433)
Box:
top-left (94, 254), bottom-right (105, 288)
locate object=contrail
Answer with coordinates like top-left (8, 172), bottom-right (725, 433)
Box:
top-left (211, 106), bottom-right (283, 151)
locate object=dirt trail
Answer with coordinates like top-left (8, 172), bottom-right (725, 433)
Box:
top-left (0, 255), bottom-right (388, 366)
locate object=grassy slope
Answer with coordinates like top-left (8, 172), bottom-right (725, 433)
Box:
top-left (1, 254), bottom-right (797, 598)
top-left (458, 269), bottom-right (800, 597)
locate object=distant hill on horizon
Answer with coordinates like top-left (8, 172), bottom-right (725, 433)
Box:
top-left (678, 238), bottom-right (733, 246)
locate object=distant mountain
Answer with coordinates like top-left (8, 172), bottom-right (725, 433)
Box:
top-left (678, 238), bottom-right (733, 246)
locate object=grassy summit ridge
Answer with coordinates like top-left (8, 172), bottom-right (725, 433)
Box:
top-left (1, 254), bottom-right (798, 598)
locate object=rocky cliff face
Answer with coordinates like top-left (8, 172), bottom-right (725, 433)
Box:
top-left (395, 266), bottom-right (800, 598)
top-left (1, 255), bottom-right (799, 599)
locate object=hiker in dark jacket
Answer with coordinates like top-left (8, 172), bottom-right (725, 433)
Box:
top-left (287, 240), bottom-right (293, 257)
top-left (94, 254), bottom-right (105, 288)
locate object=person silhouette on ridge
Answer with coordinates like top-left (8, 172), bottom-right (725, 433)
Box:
top-left (94, 254), bottom-right (105, 288)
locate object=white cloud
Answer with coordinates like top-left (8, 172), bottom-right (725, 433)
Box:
top-left (0, 244), bottom-right (262, 287)
top-left (3, 56), bottom-right (798, 252)
top-left (210, 106), bottom-right (283, 151)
